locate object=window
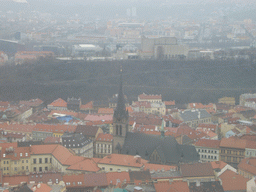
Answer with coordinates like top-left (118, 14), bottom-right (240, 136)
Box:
top-left (45, 158), bottom-right (48, 163)
top-left (110, 168), bottom-right (113, 171)
top-left (102, 167), bottom-right (105, 170)
top-left (33, 167), bottom-right (36, 172)
top-left (39, 167), bottom-right (42, 172)
top-left (66, 182), bottom-right (70, 186)
top-left (50, 158), bottom-right (52, 163)
top-left (227, 150), bottom-right (231, 154)
top-left (39, 158), bottom-right (42, 164)
top-left (25, 153), bottom-right (28, 157)
top-left (78, 182), bottom-right (82, 185)
top-left (22, 166), bottom-right (24, 170)
top-left (3, 161), bottom-right (5, 164)
top-left (227, 156), bottom-right (231, 161)
top-left (20, 153), bottom-right (22, 157)
top-left (26, 160), bottom-right (28, 163)
top-left (14, 167), bottom-right (17, 171)
top-left (26, 166), bottom-right (28, 170)
top-left (7, 167), bottom-right (8, 170)
top-left (45, 167), bottom-right (48, 171)
top-left (33, 159), bottom-right (36, 164)
top-left (56, 179), bottom-right (59, 184)
top-left (3, 154), bottom-right (5, 157)
top-left (198, 149), bottom-right (200, 152)
top-left (73, 182), bottom-right (76, 186)
top-left (7, 161), bottom-right (8, 164)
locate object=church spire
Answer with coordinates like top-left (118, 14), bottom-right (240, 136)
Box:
top-left (114, 66), bottom-right (128, 120)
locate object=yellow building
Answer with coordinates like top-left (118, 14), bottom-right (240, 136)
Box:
top-left (218, 97), bottom-right (235, 105)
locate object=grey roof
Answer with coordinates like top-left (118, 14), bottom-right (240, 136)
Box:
top-left (121, 132), bottom-right (199, 165)
top-left (179, 109), bottom-right (211, 122)
top-left (17, 141), bottom-right (43, 147)
top-left (62, 132), bottom-right (92, 148)
top-left (129, 170), bottom-right (151, 182)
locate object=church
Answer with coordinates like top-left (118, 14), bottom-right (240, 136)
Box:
top-left (112, 69), bottom-right (199, 165)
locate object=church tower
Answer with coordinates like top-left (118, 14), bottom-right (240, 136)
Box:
top-left (113, 68), bottom-right (129, 154)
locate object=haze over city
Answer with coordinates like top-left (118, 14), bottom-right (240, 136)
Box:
top-left (0, 0), bottom-right (256, 191)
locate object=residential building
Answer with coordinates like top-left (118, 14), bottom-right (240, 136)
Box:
top-left (138, 93), bottom-right (162, 103)
top-left (140, 36), bottom-right (189, 59)
top-left (62, 132), bottom-right (93, 158)
top-left (75, 125), bottom-right (103, 140)
top-left (180, 162), bottom-right (215, 185)
top-left (240, 93), bottom-right (256, 106)
top-left (97, 154), bottom-right (147, 172)
top-left (67, 97), bottom-right (81, 111)
top-left (47, 98), bottom-right (67, 111)
top-left (63, 173), bottom-right (108, 192)
top-left (194, 139), bottom-right (221, 162)
top-left (238, 157), bottom-right (256, 180)
top-left (94, 133), bottom-right (113, 158)
top-left (219, 137), bottom-right (246, 168)
top-left (218, 97), bottom-right (236, 105)
top-left (0, 143), bottom-right (31, 175)
top-left (177, 109), bottom-right (212, 128)
top-left (218, 169), bottom-right (249, 192)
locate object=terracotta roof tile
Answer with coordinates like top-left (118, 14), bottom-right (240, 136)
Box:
top-left (19, 99), bottom-right (43, 107)
top-left (154, 181), bottom-right (189, 192)
top-left (144, 163), bottom-right (177, 171)
top-left (220, 137), bottom-right (247, 149)
top-left (238, 157), bottom-right (256, 176)
top-left (194, 139), bottom-right (220, 148)
top-left (67, 158), bottom-right (100, 172)
top-left (106, 172), bottom-right (130, 187)
top-left (48, 98), bottom-right (67, 108)
top-left (80, 101), bottom-right (93, 110)
top-left (219, 170), bottom-right (249, 191)
top-left (31, 183), bottom-right (52, 192)
top-left (3, 175), bottom-right (29, 186)
top-left (98, 154), bottom-right (148, 168)
top-left (164, 100), bottom-right (175, 106)
top-left (210, 161), bottom-right (227, 170)
top-left (98, 108), bottom-right (114, 114)
top-left (96, 133), bottom-right (113, 142)
top-left (180, 162), bottom-right (214, 177)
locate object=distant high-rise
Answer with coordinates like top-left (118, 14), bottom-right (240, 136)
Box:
top-left (126, 8), bottom-right (131, 17)
top-left (132, 7), bottom-right (137, 17)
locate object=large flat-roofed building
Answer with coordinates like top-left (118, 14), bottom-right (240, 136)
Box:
top-left (140, 36), bottom-right (189, 59)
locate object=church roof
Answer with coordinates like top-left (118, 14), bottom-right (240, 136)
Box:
top-left (113, 70), bottom-right (129, 121)
top-left (121, 132), bottom-right (199, 165)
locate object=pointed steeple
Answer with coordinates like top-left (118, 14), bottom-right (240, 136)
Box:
top-left (160, 118), bottom-right (165, 139)
top-left (114, 66), bottom-right (128, 120)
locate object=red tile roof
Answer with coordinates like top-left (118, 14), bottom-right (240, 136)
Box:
top-left (194, 139), bottom-right (220, 148)
top-left (164, 100), bottom-right (175, 106)
top-left (67, 158), bottom-right (100, 172)
top-left (95, 133), bottom-right (113, 142)
top-left (31, 183), bottom-right (52, 192)
top-left (48, 98), bottom-right (67, 108)
top-left (210, 161), bottom-right (227, 170)
top-left (80, 101), bottom-right (93, 110)
top-left (19, 99), bottom-right (43, 107)
top-left (219, 170), bottom-right (249, 191)
top-left (106, 172), bottom-right (130, 187)
top-left (154, 181), bottom-right (189, 192)
top-left (98, 154), bottom-right (148, 168)
top-left (238, 157), bottom-right (256, 176)
top-left (144, 163), bottom-right (177, 172)
top-left (98, 108), bottom-right (114, 114)
top-left (3, 175), bottom-right (29, 186)
top-left (180, 162), bottom-right (215, 177)
top-left (63, 173), bottom-right (108, 188)
top-left (44, 136), bottom-right (61, 144)
top-left (220, 137), bottom-right (247, 149)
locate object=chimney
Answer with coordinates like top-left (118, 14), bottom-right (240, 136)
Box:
top-left (135, 155), bottom-right (141, 164)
